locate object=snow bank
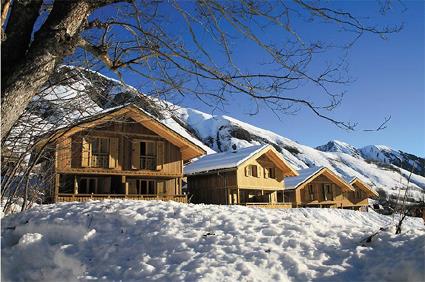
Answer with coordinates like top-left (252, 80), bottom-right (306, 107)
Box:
top-left (2, 201), bottom-right (424, 281)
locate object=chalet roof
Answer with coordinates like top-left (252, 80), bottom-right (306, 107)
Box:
top-left (285, 166), bottom-right (324, 190)
top-left (34, 103), bottom-right (206, 160)
top-left (284, 166), bottom-right (354, 192)
top-left (184, 144), bottom-right (298, 176)
top-left (349, 177), bottom-right (379, 198)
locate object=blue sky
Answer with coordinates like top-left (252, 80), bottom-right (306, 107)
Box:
top-left (93, 1), bottom-right (424, 156)
top-left (210, 1), bottom-right (424, 156)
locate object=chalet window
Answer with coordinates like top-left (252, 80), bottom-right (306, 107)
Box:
top-left (140, 141), bottom-right (156, 170)
top-left (307, 184), bottom-right (314, 200)
top-left (136, 180), bottom-right (156, 195)
top-left (322, 184), bottom-right (333, 201)
top-left (79, 177), bottom-right (97, 194)
top-left (264, 167), bottom-right (276, 179)
top-left (91, 138), bottom-right (109, 168)
top-left (356, 190), bottom-right (362, 199)
top-left (131, 140), bottom-right (164, 170)
top-left (245, 165), bottom-right (258, 177)
top-left (81, 137), bottom-right (118, 169)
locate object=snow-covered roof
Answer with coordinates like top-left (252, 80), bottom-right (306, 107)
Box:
top-left (184, 145), bottom-right (268, 175)
top-left (285, 166), bottom-right (354, 191)
top-left (284, 166), bottom-right (325, 190)
top-left (349, 177), bottom-right (379, 198)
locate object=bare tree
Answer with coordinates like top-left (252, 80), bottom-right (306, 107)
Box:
top-left (1, 1), bottom-right (404, 211)
top-left (1, 0), bottom-right (402, 141)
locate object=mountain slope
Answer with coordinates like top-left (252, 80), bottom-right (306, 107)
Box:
top-left (316, 140), bottom-right (361, 158)
top-left (11, 66), bottom-right (425, 203)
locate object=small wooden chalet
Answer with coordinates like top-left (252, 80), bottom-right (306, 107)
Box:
top-left (185, 145), bottom-right (298, 208)
top-left (283, 166), bottom-right (355, 208)
top-left (344, 177), bottom-right (379, 211)
top-left (35, 104), bottom-right (206, 203)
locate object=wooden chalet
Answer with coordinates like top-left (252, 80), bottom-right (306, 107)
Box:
top-left (343, 177), bottom-right (379, 210)
top-left (283, 166), bottom-right (355, 208)
top-left (185, 145), bottom-right (298, 208)
top-left (35, 104), bottom-right (206, 203)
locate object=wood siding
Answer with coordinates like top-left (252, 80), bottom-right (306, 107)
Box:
top-left (236, 154), bottom-right (284, 190)
top-left (56, 119), bottom-right (183, 177)
top-left (187, 171), bottom-right (237, 204)
top-left (286, 174), bottom-right (369, 209)
top-left (187, 153), bottom-right (287, 205)
top-left (51, 119), bottom-right (188, 203)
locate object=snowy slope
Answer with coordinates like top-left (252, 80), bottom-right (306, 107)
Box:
top-left (2, 201), bottom-right (424, 282)
top-left (359, 145), bottom-right (425, 175)
top-left (316, 140), bottom-right (361, 158)
top-left (171, 108), bottom-right (425, 202)
top-left (12, 66), bottom-right (425, 203)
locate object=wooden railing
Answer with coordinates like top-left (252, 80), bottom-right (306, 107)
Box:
top-left (91, 155), bottom-right (109, 168)
top-left (57, 193), bottom-right (187, 203)
top-left (140, 156), bottom-right (156, 170)
top-left (242, 202), bottom-right (292, 209)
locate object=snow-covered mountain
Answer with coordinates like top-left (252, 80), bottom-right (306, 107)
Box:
top-left (316, 141), bottom-right (425, 178)
top-left (13, 66), bottom-right (425, 203)
top-left (316, 140), bottom-right (361, 157)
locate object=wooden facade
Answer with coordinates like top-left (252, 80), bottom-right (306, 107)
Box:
top-left (343, 177), bottom-right (379, 210)
top-left (186, 145), bottom-right (298, 207)
top-left (36, 105), bottom-right (206, 203)
top-left (284, 167), bottom-right (377, 210)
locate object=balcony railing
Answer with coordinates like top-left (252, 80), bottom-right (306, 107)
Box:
top-left (140, 156), bottom-right (156, 170)
top-left (242, 202), bottom-right (292, 209)
top-left (57, 193), bottom-right (187, 203)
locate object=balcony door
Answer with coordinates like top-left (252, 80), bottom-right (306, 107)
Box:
top-left (79, 177), bottom-right (98, 194)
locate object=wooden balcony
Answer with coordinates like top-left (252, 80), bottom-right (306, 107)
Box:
top-left (57, 193), bottom-right (187, 203)
top-left (242, 202), bottom-right (292, 209)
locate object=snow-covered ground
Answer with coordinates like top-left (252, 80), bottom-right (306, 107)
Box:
top-left (2, 201), bottom-right (424, 281)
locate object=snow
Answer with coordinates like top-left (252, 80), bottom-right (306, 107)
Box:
top-left (316, 140), bottom-right (360, 157)
top-left (184, 145), bottom-right (267, 175)
top-left (1, 201), bottom-right (424, 281)
top-left (284, 166), bottom-right (325, 190)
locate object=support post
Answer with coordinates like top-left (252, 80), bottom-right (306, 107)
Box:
top-left (73, 176), bottom-right (78, 195)
top-left (54, 174), bottom-right (60, 203)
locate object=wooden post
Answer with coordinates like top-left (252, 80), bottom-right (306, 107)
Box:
top-left (54, 174), bottom-right (60, 203)
top-left (73, 176), bottom-right (78, 195)
top-left (237, 188), bottom-right (240, 204)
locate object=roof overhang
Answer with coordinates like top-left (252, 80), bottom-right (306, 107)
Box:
top-left (34, 104), bottom-right (206, 161)
top-left (350, 178), bottom-right (379, 198)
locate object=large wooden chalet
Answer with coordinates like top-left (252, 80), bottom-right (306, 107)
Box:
top-left (35, 104), bottom-right (206, 203)
top-left (184, 145), bottom-right (298, 208)
top-left (284, 166), bottom-right (378, 210)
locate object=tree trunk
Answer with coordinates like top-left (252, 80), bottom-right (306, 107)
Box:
top-left (1, 0), bottom-right (92, 140)
top-left (1, 0), bottom-right (126, 141)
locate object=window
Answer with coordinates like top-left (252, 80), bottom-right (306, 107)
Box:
top-left (79, 177), bottom-right (97, 194)
top-left (264, 167), bottom-right (276, 179)
top-left (356, 190), bottom-right (363, 199)
top-left (322, 184), bottom-right (333, 201)
top-left (136, 180), bottom-right (156, 195)
top-left (140, 141), bottom-right (156, 170)
top-left (91, 138), bottom-right (109, 168)
top-left (246, 165), bottom-right (257, 177)
top-left (308, 184), bottom-right (314, 200)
